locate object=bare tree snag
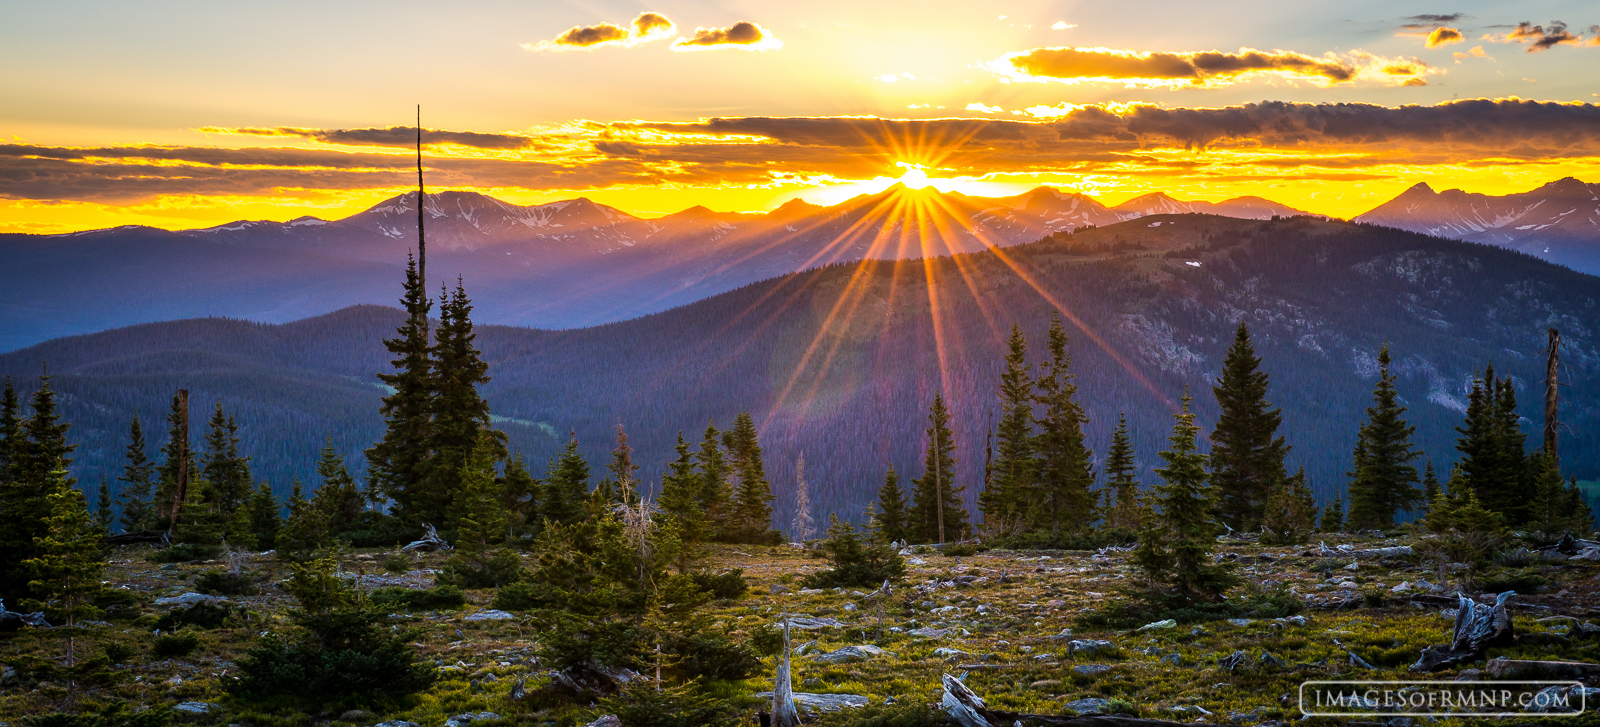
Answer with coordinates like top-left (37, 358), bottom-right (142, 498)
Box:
top-left (1545, 327), bottom-right (1560, 465)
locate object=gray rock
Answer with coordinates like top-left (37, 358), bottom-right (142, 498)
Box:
top-left (908, 626), bottom-right (950, 638)
top-left (582, 717), bottom-right (622, 727)
top-left (812, 645), bottom-right (885, 664)
top-left (464, 610), bottom-right (515, 622)
top-left (1226, 618), bottom-right (1254, 627)
top-left (793, 639), bottom-right (818, 656)
top-left (1063, 697), bottom-right (1112, 715)
top-left (373, 722), bottom-right (420, 727)
top-left (1162, 653), bottom-right (1184, 667)
top-left (444, 712), bottom-right (501, 727)
top-left (1071, 664), bottom-right (1111, 676)
top-left (172, 702), bottom-right (215, 715)
top-left (933, 647), bottom-right (968, 659)
top-left (754, 691), bottom-right (869, 712)
top-left (155, 593), bottom-right (225, 607)
top-left (1137, 619), bottom-right (1177, 631)
top-left (770, 584), bottom-right (792, 594)
top-left (1066, 639), bottom-right (1115, 657)
top-left (785, 616), bottom-right (845, 629)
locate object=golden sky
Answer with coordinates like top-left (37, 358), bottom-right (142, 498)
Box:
top-left (3, 0), bottom-right (1600, 233)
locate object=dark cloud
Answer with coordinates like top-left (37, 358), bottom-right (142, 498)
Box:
top-left (205, 126), bottom-right (535, 150)
top-left (1425, 27), bottom-right (1464, 47)
top-left (1499, 21), bottom-right (1582, 51)
top-left (527, 12), bottom-right (676, 51)
top-left (992, 47), bottom-right (1429, 86)
top-left (633, 12), bottom-right (673, 37)
top-left (1406, 13), bottom-right (1466, 23)
top-left (671, 21), bottom-right (781, 50)
top-left (552, 22), bottom-right (629, 48)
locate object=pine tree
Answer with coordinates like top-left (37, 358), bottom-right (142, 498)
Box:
top-left (0, 378), bottom-right (19, 483)
top-left (872, 466), bottom-right (909, 545)
top-left (724, 412), bottom-right (775, 542)
top-left (657, 432), bottom-right (706, 569)
top-left (116, 416), bottom-right (156, 533)
top-left (1260, 467), bottom-right (1318, 545)
top-left (277, 478), bottom-right (329, 564)
top-left (1452, 364), bottom-right (1530, 524)
top-left (694, 421), bottom-right (732, 537)
top-left (499, 453), bottom-right (539, 537)
top-left (788, 452), bottom-right (814, 543)
top-left (982, 324), bottom-right (1035, 531)
top-left (200, 400), bottom-right (253, 512)
top-left (910, 392), bottom-right (967, 543)
top-left (1131, 391), bottom-right (1237, 602)
top-left (603, 423), bottom-right (640, 506)
top-left (246, 482), bottom-right (281, 553)
top-left (1419, 460), bottom-right (1441, 519)
top-left (542, 433), bottom-right (591, 527)
top-left (367, 254), bottom-right (437, 523)
top-left (439, 436), bottom-right (521, 588)
top-left (426, 279), bottom-right (505, 522)
top-left (312, 439), bottom-right (364, 534)
top-left (171, 477), bottom-right (227, 552)
top-left (1346, 344), bottom-right (1422, 530)
top-left (1103, 414), bottom-right (1143, 532)
top-left (153, 391), bottom-right (195, 527)
top-left (94, 477), bottom-right (114, 533)
top-left (1209, 323), bottom-right (1289, 532)
top-left (1320, 494), bottom-right (1345, 533)
top-left (23, 466), bottom-right (105, 678)
top-left (1526, 450), bottom-right (1589, 536)
top-left (1030, 318), bottom-right (1095, 534)
top-left (0, 373), bottom-right (76, 605)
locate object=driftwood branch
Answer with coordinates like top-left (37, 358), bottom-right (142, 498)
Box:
top-left (1411, 592), bottom-right (1516, 671)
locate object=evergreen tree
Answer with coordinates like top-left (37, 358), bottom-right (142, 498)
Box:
top-left (1102, 414), bottom-right (1143, 532)
top-left (800, 514), bottom-right (906, 589)
top-left (23, 467), bottom-right (105, 678)
top-left (871, 466), bottom-right (909, 544)
top-left (1130, 391), bottom-right (1237, 602)
top-left (311, 439), bottom-right (364, 534)
top-left (1209, 323), bottom-right (1289, 532)
top-left (0, 373), bottom-right (76, 605)
top-left (1260, 467), bottom-right (1318, 545)
top-left (171, 477), bottom-right (228, 553)
top-left (1346, 344), bottom-right (1422, 530)
top-left (694, 421), bottom-right (732, 537)
top-left (499, 453), bottom-right (539, 537)
top-left (0, 378), bottom-right (19, 483)
top-left (981, 324), bottom-right (1035, 530)
top-left (1419, 460), bottom-right (1441, 518)
top-left (246, 482), bottom-right (281, 553)
top-left (657, 432), bottom-right (706, 570)
top-left (1526, 450), bottom-right (1590, 536)
top-left (425, 279), bottom-right (505, 523)
top-left (542, 433), bottom-right (591, 527)
top-left (439, 436), bottom-right (521, 588)
top-left (910, 392), bottom-right (967, 543)
top-left (602, 423), bottom-right (640, 506)
top-left (1030, 318), bottom-right (1095, 534)
top-left (116, 416), bottom-right (156, 533)
top-left (367, 254), bottom-right (437, 523)
top-left (1320, 494), bottom-right (1345, 533)
top-left (724, 412), bottom-right (775, 542)
top-left (277, 478), bottom-right (329, 564)
top-left (200, 400), bottom-right (253, 512)
top-left (153, 392), bottom-right (195, 527)
top-left (94, 477), bottom-right (114, 533)
top-left (1418, 488), bottom-right (1509, 589)
top-left (1452, 365), bottom-right (1530, 524)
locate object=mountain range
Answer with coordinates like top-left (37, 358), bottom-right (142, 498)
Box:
top-left (0, 185), bottom-right (1307, 351)
top-left (4, 214), bottom-right (1595, 526)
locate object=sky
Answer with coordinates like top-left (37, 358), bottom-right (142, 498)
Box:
top-left (3, 0), bottom-right (1599, 233)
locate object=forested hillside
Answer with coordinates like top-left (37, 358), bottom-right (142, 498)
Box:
top-left (4, 214), bottom-right (1596, 526)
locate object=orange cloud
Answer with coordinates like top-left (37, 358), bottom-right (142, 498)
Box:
top-left (670, 21), bottom-right (782, 51)
top-left (1485, 21), bottom-right (1586, 52)
top-left (525, 12), bottom-right (677, 51)
top-left (200, 126), bottom-right (536, 150)
top-left (1426, 27), bottom-right (1464, 47)
top-left (987, 46), bottom-right (1435, 87)
top-left (1453, 45), bottom-right (1492, 62)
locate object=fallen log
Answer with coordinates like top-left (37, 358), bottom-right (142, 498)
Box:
top-left (401, 523), bottom-right (451, 553)
top-left (1485, 658), bottom-right (1600, 680)
top-left (941, 673), bottom-right (1186, 726)
top-left (1411, 592), bottom-right (1515, 672)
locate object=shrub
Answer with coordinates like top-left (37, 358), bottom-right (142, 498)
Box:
top-left (339, 513), bottom-right (422, 549)
top-left (369, 585), bottom-right (466, 611)
top-left (807, 704), bottom-right (947, 727)
top-left (490, 581), bottom-right (553, 612)
top-left (1477, 569), bottom-right (1548, 594)
top-left (25, 703), bottom-right (171, 727)
top-left (436, 549), bottom-right (523, 589)
top-left (672, 632), bottom-right (761, 682)
top-left (92, 589), bottom-right (143, 621)
top-left (689, 570), bottom-right (748, 600)
top-left (155, 603), bottom-right (236, 631)
top-left (598, 679), bottom-right (739, 727)
top-left (941, 543), bottom-right (979, 557)
top-left (194, 569), bottom-right (258, 596)
top-left (380, 553), bottom-right (412, 575)
top-left (800, 516), bottom-right (905, 589)
top-left (748, 622), bottom-right (785, 657)
top-left (103, 642), bottom-right (137, 665)
top-left (152, 633), bottom-right (200, 658)
top-left (145, 543), bottom-right (223, 564)
top-left (994, 529), bottom-right (1133, 551)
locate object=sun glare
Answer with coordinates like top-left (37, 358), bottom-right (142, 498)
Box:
top-left (895, 162), bottom-right (933, 189)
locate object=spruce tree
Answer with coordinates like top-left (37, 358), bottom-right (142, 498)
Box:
top-left (1209, 323), bottom-right (1289, 532)
top-left (1452, 365), bottom-right (1529, 524)
top-left (200, 400), bottom-right (253, 512)
top-left (724, 412), bottom-right (775, 542)
top-left (117, 416), bottom-right (156, 533)
top-left (1346, 344), bottom-right (1421, 530)
top-left (1526, 451), bottom-right (1589, 536)
top-left (1260, 467), bottom-right (1318, 545)
top-left (910, 393), bottom-right (967, 543)
top-left (603, 423), bottom-right (640, 506)
top-left (1419, 460), bottom-right (1441, 519)
top-left (312, 439), bottom-right (364, 535)
top-left (1103, 414), bottom-right (1143, 532)
top-left (426, 279), bottom-right (505, 521)
top-left (277, 478), bottom-right (329, 564)
top-left (982, 324), bottom-right (1035, 530)
top-left (1320, 494), bottom-right (1345, 533)
top-left (0, 378), bottom-right (19, 482)
top-left (23, 466), bottom-right (105, 675)
top-left (246, 482), bottom-right (281, 553)
top-left (1130, 391), bottom-right (1237, 602)
top-left (94, 477), bottom-right (114, 533)
top-left (657, 432), bottom-right (706, 569)
top-left (872, 466), bottom-right (909, 544)
top-left (153, 392), bottom-right (195, 527)
top-left (499, 453), bottom-right (539, 537)
top-left (439, 436), bottom-right (521, 588)
top-left (0, 373), bottom-right (76, 605)
top-left (542, 434), bottom-right (591, 527)
top-left (366, 254), bottom-right (437, 523)
top-left (694, 421), bottom-right (732, 537)
top-left (1031, 318), bottom-right (1095, 534)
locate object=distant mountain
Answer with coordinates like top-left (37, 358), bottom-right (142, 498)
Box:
top-left (1112, 192), bottom-right (1309, 219)
top-left (5, 214), bottom-right (1595, 527)
top-left (1355, 177), bottom-right (1600, 275)
top-left (2, 186), bottom-right (1303, 351)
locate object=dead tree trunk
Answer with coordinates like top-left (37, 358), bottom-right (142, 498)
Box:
top-left (771, 616), bottom-right (801, 727)
top-left (415, 105), bottom-right (427, 291)
top-left (1545, 327), bottom-right (1560, 465)
top-left (166, 389), bottom-right (189, 535)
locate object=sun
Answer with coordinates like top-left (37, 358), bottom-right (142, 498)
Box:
top-left (895, 162), bottom-right (935, 189)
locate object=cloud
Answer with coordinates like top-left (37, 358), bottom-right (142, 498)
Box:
top-left (1425, 27), bottom-right (1464, 47)
top-left (671, 21), bottom-right (782, 51)
top-left (1405, 13), bottom-right (1466, 24)
top-left (525, 12), bottom-right (677, 51)
top-left (201, 126), bottom-right (536, 150)
top-left (1486, 21), bottom-right (1585, 52)
top-left (1452, 45), bottom-right (1491, 62)
top-left (966, 103), bottom-right (1003, 113)
top-left (986, 46), bottom-right (1435, 87)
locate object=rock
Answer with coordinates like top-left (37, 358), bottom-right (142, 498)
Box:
top-left (339, 710), bottom-right (376, 723)
top-left (770, 585), bottom-right (792, 595)
top-left (1343, 562), bottom-right (1360, 571)
top-left (811, 645), bottom-right (885, 664)
top-left (1226, 619), bottom-right (1254, 627)
top-left (1525, 685), bottom-right (1600, 713)
top-left (1485, 658), bottom-right (1600, 679)
top-left (1030, 679), bottom-right (1061, 689)
top-left (464, 610), bottom-right (515, 621)
top-left (373, 722), bottom-right (418, 727)
top-left (1066, 639), bottom-right (1115, 657)
top-left (842, 603), bottom-right (858, 612)
top-left (799, 589), bottom-right (823, 595)
top-left (1571, 548), bottom-right (1600, 561)
top-left (154, 592), bottom-right (225, 607)
top-left (1414, 579), bottom-right (1441, 592)
top-left (0, 665), bottom-right (16, 682)
top-left (1170, 705), bottom-right (1213, 716)
top-left (582, 717), bottom-right (622, 727)
top-left (1336, 544), bottom-right (1355, 552)
top-left (1259, 650), bottom-right (1288, 669)
top-left (933, 647), bottom-right (968, 659)
top-left (908, 626), bottom-right (950, 638)
top-left (907, 557), bottom-right (926, 565)
top-left (793, 639), bottom-right (817, 656)
top-left (787, 616), bottom-right (845, 629)
top-left (1274, 615), bottom-right (1308, 626)
top-left (444, 712), bottom-right (501, 727)
top-left (1063, 697), bottom-right (1113, 715)
top-left (1162, 653), bottom-right (1184, 667)
top-left (754, 691), bottom-right (869, 712)
top-left (1137, 618), bottom-right (1177, 631)
top-left (1071, 664), bottom-right (1111, 676)
top-left (172, 702), bottom-right (215, 716)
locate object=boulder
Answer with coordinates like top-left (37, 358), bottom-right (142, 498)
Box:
top-left (444, 713), bottom-right (501, 727)
top-left (1067, 639), bottom-right (1116, 657)
top-left (463, 610), bottom-right (515, 622)
top-left (753, 691), bottom-right (869, 712)
top-left (787, 616), bottom-right (845, 629)
top-left (154, 592), bottom-right (225, 608)
top-left (1072, 664), bottom-right (1111, 676)
top-left (172, 702), bottom-right (215, 716)
top-left (581, 717), bottom-right (621, 727)
top-left (1064, 697), bottom-right (1114, 715)
top-left (1137, 619), bottom-right (1177, 631)
top-left (811, 645), bottom-right (885, 664)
